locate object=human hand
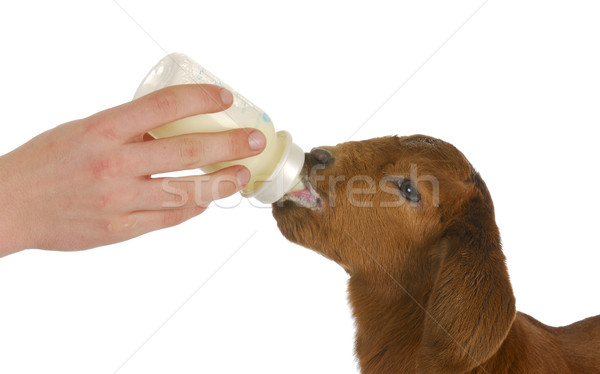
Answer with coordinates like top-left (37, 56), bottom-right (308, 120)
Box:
top-left (0, 84), bottom-right (266, 256)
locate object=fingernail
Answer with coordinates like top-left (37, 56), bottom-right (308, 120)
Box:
top-left (237, 166), bottom-right (251, 187)
top-left (248, 130), bottom-right (266, 150)
top-left (220, 88), bottom-right (233, 107)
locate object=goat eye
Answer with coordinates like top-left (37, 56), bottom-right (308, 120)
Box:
top-left (397, 180), bottom-right (421, 203)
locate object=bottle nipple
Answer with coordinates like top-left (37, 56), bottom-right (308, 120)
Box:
top-left (287, 177), bottom-right (306, 193)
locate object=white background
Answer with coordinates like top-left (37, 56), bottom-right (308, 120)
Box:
top-left (1, 1), bottom-right (599, 373)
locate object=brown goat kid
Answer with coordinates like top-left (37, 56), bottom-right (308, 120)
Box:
top-left (272, 135), bottom-right (600, 374)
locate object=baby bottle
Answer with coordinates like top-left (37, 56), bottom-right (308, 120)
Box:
top-left (133, 53), bottom-right (305, 204)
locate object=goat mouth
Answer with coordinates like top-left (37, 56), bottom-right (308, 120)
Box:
top-left (277, 177), bottom-right (323, 209)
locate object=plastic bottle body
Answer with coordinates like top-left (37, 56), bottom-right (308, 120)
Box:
top-left (133, 53), bottom-right (304, 203)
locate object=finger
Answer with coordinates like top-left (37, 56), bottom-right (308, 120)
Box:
top-left (121, 206), bottom-right (208, 239)
top-left (92, 84), bottom-right (234, 141)
top-left (130, 165), bottom-right (250, 211)
top-left (124, 128), bottom-right (266, 176)
top-left (98, 205), bottom-right (207, 245)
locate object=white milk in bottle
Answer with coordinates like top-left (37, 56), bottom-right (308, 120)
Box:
top-left (133, 53), bottom-right (305, 204)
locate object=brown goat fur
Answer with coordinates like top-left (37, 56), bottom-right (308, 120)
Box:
top-left (272, 135), bottom-right (600, 373)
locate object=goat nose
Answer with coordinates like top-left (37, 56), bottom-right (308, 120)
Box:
top-left (309, 147), bottom-right (334, 166)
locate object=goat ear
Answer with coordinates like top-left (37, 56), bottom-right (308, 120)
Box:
top-left (417, 175), bottom-right (516, 373)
